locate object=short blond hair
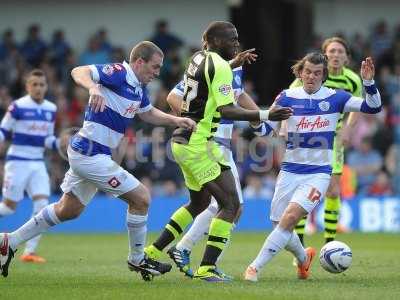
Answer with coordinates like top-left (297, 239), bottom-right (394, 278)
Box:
top-left (129, 41), bottom-right (163, 63)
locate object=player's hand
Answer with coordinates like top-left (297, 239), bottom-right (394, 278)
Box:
top-left (268, 106), bottom-right (293, 121)
top-left (176, 117), bottom-right (197, 132)
top-left (360, 57), bottom-right (375, 81)
top-left (229, 48), bottom-right (258, 68)
top-left (89, 84), bottom-right (106, 113)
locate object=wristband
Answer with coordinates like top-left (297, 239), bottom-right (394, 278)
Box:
top-left (259, 110), bottom-right (270, 121)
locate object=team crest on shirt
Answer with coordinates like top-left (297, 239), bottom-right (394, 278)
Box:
top-left (219, 84), bottom-right (231, 96)
top-left (45, 112), bottom-right (53, 121)
top-left (102, 64), bottom-right (114, 76)
top-left (318, 101), bottom-right (330, 111)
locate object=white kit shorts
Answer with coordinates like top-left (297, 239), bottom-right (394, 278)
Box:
top-left (270, 170), bottom-right (331, 222)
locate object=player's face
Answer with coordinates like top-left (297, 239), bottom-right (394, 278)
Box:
top-left (137, 53), bottom-right (163, 85)
top-left (26, 75), bottom-right (47, 102)
top-left (325, 42), bottom-right (348, 71)
top-left (300, 61), bottom-right (324, 93)
top-left (219, 27), bottom-right (240, 60)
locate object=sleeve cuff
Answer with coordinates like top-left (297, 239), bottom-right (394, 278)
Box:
top-left (89, 65), bottom-right (100, 83)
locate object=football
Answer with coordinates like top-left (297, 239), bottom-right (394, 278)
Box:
top-left (319, 241), bottom-right (352, 273)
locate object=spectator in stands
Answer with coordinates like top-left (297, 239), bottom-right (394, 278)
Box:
top-left (347, 137), bottom-right (383, 194)
top-left (78, 35), bottom-right (110, 65)
top-left (20, 24), bottom-right (47, 67)
top-left (96, 28), bottom-right (113, 55)
top-left (49, 29), bottom-right (71, 79)
top-left (370, 20), bottom-right (392, 60)
top-left (0, 29), bottom-right (18, 61)
top-left (367, 171), bottom-right (393, 196)
top-left (149, 19), bottom-right (183, 55)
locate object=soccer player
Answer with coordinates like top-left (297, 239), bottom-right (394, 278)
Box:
top-left (144, 21), bottom-right (292, 282)
top-left (244, 53), bottom-right (381, 282)
top-left (290, 37), bottom-right (362, 245)
top-left (0, 41), bottom-right (196, 281)
top-left (0, 69), bottom-right (58, 263)
top-left (165, 48), bottom-right (266, 278)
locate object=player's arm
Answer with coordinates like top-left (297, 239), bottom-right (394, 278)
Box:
top-left (166, 92), bottom-right (182, 116)
top-left (166, 81), bottom-right (184, 116)
top-left (71, 65), bottom-right (105, 113)
top-left (229, 48), bottom-right (257, 69)
top-left (0, 103), bottom-right (17, 143)
top-left (343, 58), bottom-right (381, 114)
top-left (138, 107), bottom-right (196, 131)
top-left (44, 126), bottom-right (59, 151)
top-left (237, 92), bottom-right (277, 136)
top-left (213, 59), bottom-right (292, 122)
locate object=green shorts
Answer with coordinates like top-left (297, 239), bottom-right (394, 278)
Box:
top-left (332, 136), bottom-right (344, 175)
top-left (172, 141), bottom-right (230, 191)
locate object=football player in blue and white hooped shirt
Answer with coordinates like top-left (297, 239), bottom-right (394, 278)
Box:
top-left (0, 69), bottom-right (58, 264)
top-left (0, 41), bottom-right (196, 280)
top-left (165, 49), bottom-right (272, 277)
top-left (244, 54), bottom-right (381, 282)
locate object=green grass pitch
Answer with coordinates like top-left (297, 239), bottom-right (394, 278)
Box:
top-left (1, 232), bottom-right (399, 300)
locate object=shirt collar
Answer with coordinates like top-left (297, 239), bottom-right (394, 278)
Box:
top-left (123, 61), bottom-right (140, 87)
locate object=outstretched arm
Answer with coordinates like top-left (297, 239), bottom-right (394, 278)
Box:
top-left (218, 103), bottom-right (292, 122)
top-left (343, 58), bottom-right (381, 114)
top-left (138, 107), bottom-right (196, 131)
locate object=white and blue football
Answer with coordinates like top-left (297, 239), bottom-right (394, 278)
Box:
top-left (319, 241), bottom-right (352, 273)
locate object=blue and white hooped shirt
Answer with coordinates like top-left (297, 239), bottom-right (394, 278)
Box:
top-left (71, 61), bottom-right (152, 156)
top-left (0, 95), bottom-right (57, 161)
top-left (274, 81), bottom-right (381, 175)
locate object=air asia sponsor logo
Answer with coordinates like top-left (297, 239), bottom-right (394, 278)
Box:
top-left (28, 123), bottom-right (49, 132)
top-left (124, 103), bottom-right (139, 116)
top-left (219, 84), bottom-right (231, 96)
top-left (296, 116), bottom-right (330, 131)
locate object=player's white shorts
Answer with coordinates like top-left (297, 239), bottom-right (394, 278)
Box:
top-left (2, 160), bottom-right (50, 202)
top-left (60, 147), bottom-right (140, 206)
top-left (270, 170), bottom-right (331, 222)
top-left (209, 143), bottom-right (243, 210)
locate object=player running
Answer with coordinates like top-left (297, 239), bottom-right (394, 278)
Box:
top-left (244, 53), bottom-right (381, 282)
top-left (289, 37), bottom-right (362, 245)
top-left (0, 41), bottom-right (196, 281)
top-left (0, 69), bottom-right (59, 263)
top-left (144, 21), bottom-right (292, 282)
top-left (165, 48), bottom-right (268, 278)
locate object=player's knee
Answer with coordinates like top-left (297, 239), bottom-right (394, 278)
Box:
top-left (55, 200), bottom-right (83, 221)
top-left (224, 193), bottom-right (240, 215)
top-left (326, 187), bottom-right (340, 198)
top-left (234, 204), bottom-right (243, 223)
top-left (281, 211), bottom-right (300, 231)
top-left (131, 186), bottom-right (151, 210)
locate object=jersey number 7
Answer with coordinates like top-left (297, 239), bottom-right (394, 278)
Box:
top-left (182, 75), bottom-right (199, 112)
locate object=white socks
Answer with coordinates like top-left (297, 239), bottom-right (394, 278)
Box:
top-left (8, 203), bottom-right (60, 251)
top-left (285, 231), bottom-right (306, 264)
top-left (126, 212), bottom-right (148, 264)
top-left (176, 203), bottom-right (218, 252)
top-left (23, 199), bottom-right (49, 255)
top-left (0, 202), bottom-right (15, 216)
top-left (250, 226), bottom-right (292, 271)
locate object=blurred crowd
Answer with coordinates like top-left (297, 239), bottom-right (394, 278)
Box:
top-left (0, 19), bottom-right (398, 198)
